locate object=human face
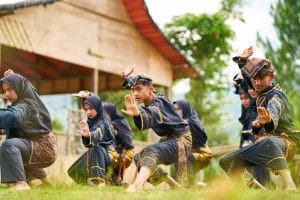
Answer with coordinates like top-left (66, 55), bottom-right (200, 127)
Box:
top-left (174, 103), bottom-right (183, 118)
top-left (240, 93), bottom-right (250, 109)
top-left (2, 82), bottom-right (18, 103)
top-left (251, 74), bottom-right (274, 94)
top-left (131, 83), bottom-right (153, 105)
top-left (247, 87), bottom-right (257, 99)
top-left (84, 103), bottom-right (97, 119)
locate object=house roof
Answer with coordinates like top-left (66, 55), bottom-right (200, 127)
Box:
top-left (0, 0), bottom-right (55, 14)
top-left (122, 0), bottom-right (198, 79)
top-left (0, 0), bottom-right (198, 80)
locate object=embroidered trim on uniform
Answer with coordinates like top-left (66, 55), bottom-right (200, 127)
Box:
top-left (155, 106), bottom-right (163, 123)
top-left (273, 169), bottom-right (289, 173)
top-left (270, 97), bottom-right (282, 111)
top-left (256, 95), bottom-right (266, 107)
top-left (88, 177), bottom-right (105, 182)
top-left (89, 131), bottom-right (92, 145)
top-left (96, 128), bottom-right (103, 141)
top-left (265, 156), bottom-right (286, 166)
top-left (91, 165), bottom-right (106, 171)
top-left (140, 109), bottom-right (144, 130)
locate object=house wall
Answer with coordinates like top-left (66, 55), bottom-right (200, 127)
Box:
top-left (0, 0), bottom-right (173, 89)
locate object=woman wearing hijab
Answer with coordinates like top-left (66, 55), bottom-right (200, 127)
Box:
top-left (103, 103), bottom-right (134, 185)
top-left (0, 72), bottom-right (57, 191)
top-left (173, 100), bottom-right (211, 186)
top-left (68, 96), bottom-right (117, 187)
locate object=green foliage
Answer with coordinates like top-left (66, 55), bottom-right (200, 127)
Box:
top-left (99, 90), bottom-right (148, 141)
top-left (164, 0), bottom-right (244, 145)
top-left (52, 117), bottom-right (64, 132)
top-left (257, 0), bottom-right (300, 129)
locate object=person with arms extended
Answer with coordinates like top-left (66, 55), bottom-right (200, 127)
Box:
top-left (121, 70), bottom-right (192, 192)
top-left (0, 70), bottom-right (57, 191)
top-left (68, 96), bottom-right (117, 187)
top-left (219, 57), bottom-right (298, 191)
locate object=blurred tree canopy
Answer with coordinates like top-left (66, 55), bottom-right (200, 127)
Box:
top-left (257, 0), bottom-right (300, 129)
top-left (52, 117), bottom-right (64, 132)
top-left (163, 0), bottom-right (244, 146)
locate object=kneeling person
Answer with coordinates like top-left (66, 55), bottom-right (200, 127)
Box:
top-left (121, 73), bottom-right (192, 192)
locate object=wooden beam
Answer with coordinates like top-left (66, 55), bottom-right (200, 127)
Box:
top-left (0, 45), bottom-right (2, 74)
top-left (1, 60), bottom-right (42, 80)
top-left (93, 68), bottom-right (99, 95)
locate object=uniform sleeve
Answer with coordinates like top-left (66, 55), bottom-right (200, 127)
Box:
top-left (0, 108), bottom-right (17, 129)
top-left (133, 106), bottom-right (164, 130)
top-left (264, 94), bottom-right (283, 132)
top-left (112, 120), bottom-right (134, 150)
top-left (82, 128), bottom-right (103, 147)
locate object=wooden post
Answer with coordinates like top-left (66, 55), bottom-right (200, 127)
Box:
top-left (0, 45), bottom-right (2, 73)
top-left (93, 68), bottom-right (99, 95)
top-left (166, 86), bottom-right (172, 99)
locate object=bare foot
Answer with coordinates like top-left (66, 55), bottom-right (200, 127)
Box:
top-left (12, 181), bottom-right (31, 191)
top-left (284, 182), bottom-right (297, 191)
top-left (126, 184), bottom-right (137, 193)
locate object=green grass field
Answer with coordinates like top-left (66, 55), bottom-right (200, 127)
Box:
top-left (1, 183), bottom-right (299, 200)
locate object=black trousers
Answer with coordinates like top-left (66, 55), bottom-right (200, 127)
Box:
top-left (219, 136), bottom-right (287, 185)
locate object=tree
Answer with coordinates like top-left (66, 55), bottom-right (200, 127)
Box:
top-left (52, 117), bottom-right (64, 132)
top-left (164, 0), bottom-right (243, 146)
top-left (257, 0), bottom-right (300, 129)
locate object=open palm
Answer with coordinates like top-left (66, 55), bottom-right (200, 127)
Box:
top-left (121, 95), bottom-right (140, 116)
top-left (257, 107), bottom-right (272, 124)
top-left (77, 120), bottom-right (90, 137)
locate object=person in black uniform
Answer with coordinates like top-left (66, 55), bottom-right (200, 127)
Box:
top-left (104, 103), bottom-right (134, 185)
top-left (68, 96), bottom-right (117, 187)
top-left (173, 100), bottom-right (211, 186)
top-left (219, 57), bottom-right (298, 191)
top-left (121, 73), bottom-right (192, 192)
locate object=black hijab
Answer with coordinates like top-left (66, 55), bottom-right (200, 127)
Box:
top-left (174, 100), bottom-right (208, 148)
top-left (104, 103), bottom-right (134, 150)
top-left (0, 73), bottom-right (52, 135)
top-left (84, 96), bottom-right (115, 145)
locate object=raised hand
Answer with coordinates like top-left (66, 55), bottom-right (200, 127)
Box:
top-left (257, 107), bottom-right (272, 124)
top-left (121, 95), bottom-right (140, 116)
top-left (240, 46), bottom-right (253, 58)
top-left (121, 67), bottom-right (134, 78)
top-left (77, 120), bottom-right (90, 137)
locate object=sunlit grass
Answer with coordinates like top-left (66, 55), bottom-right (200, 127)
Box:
top-left (0, 181), bottom-right (299, 200)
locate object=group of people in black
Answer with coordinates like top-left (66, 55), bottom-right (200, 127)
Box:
top-left (0, 68), bottom-right (210, 191)
top-left (0, 46), bottom-right (298, 192)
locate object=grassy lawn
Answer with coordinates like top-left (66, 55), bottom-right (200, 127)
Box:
top-left (0, 183), bottom-right (299, 200)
